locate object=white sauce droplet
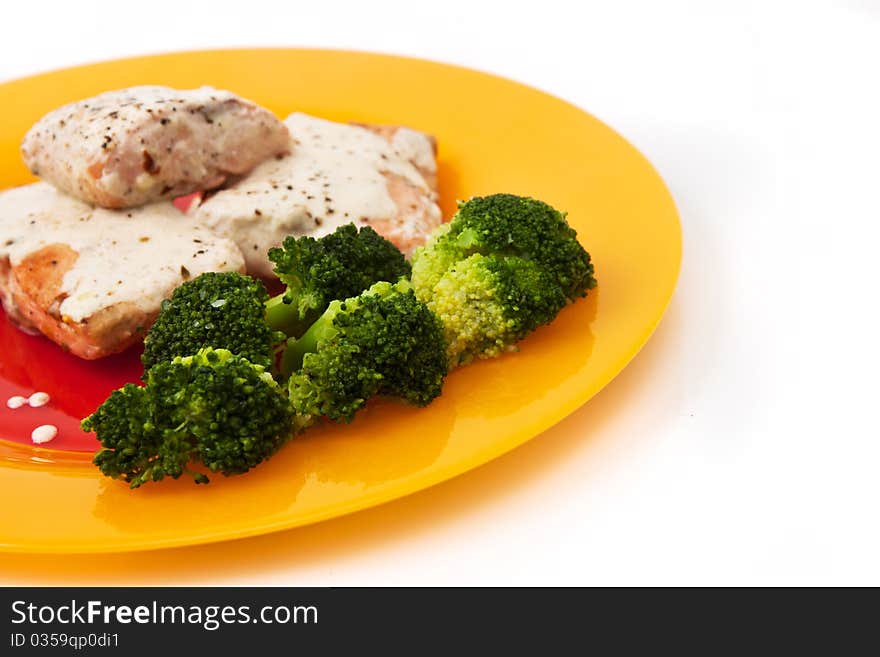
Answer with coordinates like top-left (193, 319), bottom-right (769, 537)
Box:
top-left (6, 396), bottom-right (27, 409)
top-left (31, 424), bottom-right (58, 444)
top-left (27, 391), bottom-right (50, 407)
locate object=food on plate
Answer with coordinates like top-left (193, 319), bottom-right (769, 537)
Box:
top-left (5, 83), bottom-right (599, 487)
top-left (85, 348), bottom-right (292, 488)
top-left (284, 279), bottom-right (448, 427)
top-left (82, 194), bottom-right (595, 488)
top-left (0, 183), bottom-right (245, 359)
top-left (141, 272), bottom-right (284, 372)
top-left (189, 112), bottom-right (441, 277)
top-left (140, 224), bottom-right (409, 374)
top-left (265, 223), bottom-right (411, 336)
top-left (2, 91), bottom-right (440, 363)
top-left (411, 194), bottom-right (597, 367)
top-left (21, 86), bottom-right (289, 208)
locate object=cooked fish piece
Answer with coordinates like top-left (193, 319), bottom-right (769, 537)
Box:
top-left (21, 86), bottom-right (290, 209)
top-left (189, 113), bottom-right (442, 277)
top-left (0, 183), bottom-right (245, 359)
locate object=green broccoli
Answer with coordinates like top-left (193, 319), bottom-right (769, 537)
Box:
top-left (411, 194), bottom-right (597, 367)
top-left (85, 348), bottom-right (293, 488)
top-left (142, 225), bottom-right (409, 372)
top-left (265, 224), bottom-right (411, 337)
top-left (85, 383), bottom-right (172, 487)
top-left (284, 280), bottom-right (448, 426)
top-left (142, 272), bottom-right (284, 372)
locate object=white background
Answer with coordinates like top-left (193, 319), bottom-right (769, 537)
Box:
top-left (1, 0), bottom-right (878, 585)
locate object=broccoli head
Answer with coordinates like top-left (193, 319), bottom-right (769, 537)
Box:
top-left (266, 224), bottom-right (411, 337)
top-left (427, 254), bottom-right (570, 365)
top-left (412, 194), bottom-right (596, 302)
top-left (142, 272), bottom-right (284, 372)
top-left (85, 383), bottom-right (174, 487)
top-left (411, 194), bottom-right (597, 367)
top-left (284, 279), bottom-right (448, 425)
top-left (85, 348), bottom-right (293, 487)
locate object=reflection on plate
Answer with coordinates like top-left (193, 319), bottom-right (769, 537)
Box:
top-left (0, 49), bottom-right (680, 553)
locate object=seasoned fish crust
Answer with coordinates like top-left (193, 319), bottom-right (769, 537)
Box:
top-left (0, 184), bottom-right (245, 359)
top-left (190, 113), bottom-right (442, 277)
top-left (21, 86), bottom-right (289, 209)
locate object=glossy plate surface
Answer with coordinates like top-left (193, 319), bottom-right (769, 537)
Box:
top-left (0, 49), bottom-right (680, 553)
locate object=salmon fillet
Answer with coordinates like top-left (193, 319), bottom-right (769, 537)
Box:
top-left (0, 183), bottom-right (245, 359)
top-left (189, 113), bottom-right (442, 277)
top-left (21, 86), bottom-right (289, 209)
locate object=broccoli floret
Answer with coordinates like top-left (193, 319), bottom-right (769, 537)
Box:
top-left (142, 226), bottom-right (409, 372)
top-left (284, 280), bottom-right (448, 425)
top-left (150, 349), bottom-right (293, 476)
top-left (142, 272), bottom-right (284, 372)
top-left (427, 254), bottom-right (570, 365)
top-left (413, 194), bottom-right (596, 301)
top-left (84, 348), bottom-right (293, 487)
top-left (85, 383), bottom-right (175, 487)
top-left (266, 224), bottom-right (411, 337)
top-left (411, 194), bottom-right (597, 367)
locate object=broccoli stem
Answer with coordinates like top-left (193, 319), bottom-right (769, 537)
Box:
top-left (264, 293), bottom-right (317, 338)
top-left (280, 303), bottom-right (341, 377)
top-left (279, 282), bottom-right (406, 378)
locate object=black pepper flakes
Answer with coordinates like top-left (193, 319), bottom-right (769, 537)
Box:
top-left (142, 150), bottom-right (160, 175)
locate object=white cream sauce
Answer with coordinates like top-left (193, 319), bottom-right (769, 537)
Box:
top-left (0, 183), bottom-right (244, 322)
top-left (191, 113), bottom-right (439, 277)
top-left (21, 86), bottom-right (289, 207)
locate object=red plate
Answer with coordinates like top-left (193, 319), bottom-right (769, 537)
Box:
top-left (0, 307), bottom-right (141, 452)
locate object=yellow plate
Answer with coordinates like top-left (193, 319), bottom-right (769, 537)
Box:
top-left (0, 49), bottom-right (680, 553)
